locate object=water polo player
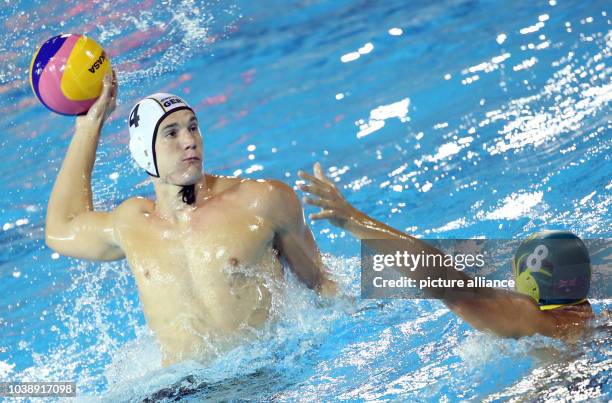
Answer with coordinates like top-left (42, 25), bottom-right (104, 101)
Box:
top-left (45, 72), bottom-right (337, 367)
top-left (298, 163), bottom-right (595, 341)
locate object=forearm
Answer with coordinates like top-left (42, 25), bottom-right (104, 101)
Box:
top-left (276, 230), bottom-right (337, 297)
top-left (346, 209), bottom-right (548, 336)
top-left (344, 209), bottom-right (482, 300)
top-left (343, 207), bottom-right (410, 240)
top-left (300, 164), bottom-right (527, 331)
top-left (46, 120), bottom-right (102, 231)
top-left (313, 255), bottom-right (338, 297)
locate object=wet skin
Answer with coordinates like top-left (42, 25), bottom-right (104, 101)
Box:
top-left (45, 74), bottom-right (336, 366)
top-left (298, 162), bottom-right (595, 342)
top-left (115, 175), bottom-right (294, 365)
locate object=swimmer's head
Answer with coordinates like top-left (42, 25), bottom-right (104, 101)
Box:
top-left (154, 108), bottom-right (203, 186)
top-left (128, 93), bottom-right (202, 185)
top-left (513, 230), bottom-right (591, 310)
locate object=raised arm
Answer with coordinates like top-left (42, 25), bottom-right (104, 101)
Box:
top-left (266, 180), bottom-right (337, 298)
top-left (298, 163), bottom-right (559, 338)
top-left (45, 71), bottom-right (125, 261)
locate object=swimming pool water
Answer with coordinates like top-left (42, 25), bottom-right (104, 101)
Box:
top-left (0, 0), bottom-right (610, 401)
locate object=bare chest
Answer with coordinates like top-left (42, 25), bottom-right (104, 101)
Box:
top-left (116, 200), bottom-right (281, 301)
top-left (110, 185), bottom-right (286, 357)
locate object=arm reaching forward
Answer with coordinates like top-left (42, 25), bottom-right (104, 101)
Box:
top-left (45, 70), bottom-right (125, 261)
top-left (297, 163), bottom-right (572, 339)
top-left (298, 163), bottom-right (408, 240)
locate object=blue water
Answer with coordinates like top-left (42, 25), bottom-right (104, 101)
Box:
top-left (0, 0), bottom-right (610, 401)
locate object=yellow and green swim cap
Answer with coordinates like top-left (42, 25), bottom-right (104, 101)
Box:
top-left (513, 230), bottom-right (591, 310)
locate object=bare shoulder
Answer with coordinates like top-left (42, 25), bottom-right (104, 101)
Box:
top-left (516, 299), bottom-right (593, 340)
top-left (237, 177), bottom-right (296, 201)
top-left (546, 301), bottom-right (594, 328)
top-left (203, 172), bottom-right (295, 195)
top-left (114, 197), bottom-right (154, 221)
top-left (232, 177), bottom-right (300, 219)
top-left (205, 173), bottom-right (242, 194)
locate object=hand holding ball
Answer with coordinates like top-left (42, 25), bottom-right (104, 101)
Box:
top-left (29, 34), bottom-right (112, 116)
top-left (79, 69), bottom-right (118, 126)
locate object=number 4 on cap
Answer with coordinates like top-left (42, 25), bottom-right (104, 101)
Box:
top-left (129, 104), bottom-right (140, 128)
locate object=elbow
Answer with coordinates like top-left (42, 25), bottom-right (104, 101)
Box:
top-left (45, 215), bottom-right (66, 251)
top-left (45, 232), bottom-right (61, 253)
top-left (44, 225), bottom-right (68, 254)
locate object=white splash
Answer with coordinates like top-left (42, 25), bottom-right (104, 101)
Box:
top-left (0, 360), bottom-right (15, 377)
top-left (356, 98), bottom-right (410, 138)
top-left (485, 191), bottom-right (544, 220)
top-left (425, 141), bottom-right (462, 162)
top-left (431, 217), bottom-right (468, 233)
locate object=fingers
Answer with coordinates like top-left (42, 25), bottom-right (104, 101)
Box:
top-left (109, 71), bottom-right (117, 98)
top-left (298, 183), bottom-right (331, 199)
top-left (298, 170), bottom-right (327, 187)
top-left (102, 70), bottom-right (119, 120)
top-left (84, 70), bottom-right (117, 123)
top-left (298, 162), bottom-right (350, 225)
top-left (90, 74), bottom-right (112, 115)
top-left (303, 196), bottom-right (334, 209)
top-left (313, 162), bottom-right (331, 183)
top-left (109, 70), bottom-right (118, 110)
top-left (314, 162), bottom-right (323, 176)
top-left (102, 71), bottom-right (111, 84)
top-left (309, 210), bottom-right (336, 220)
top-left (101, 72), bottom-right (113, 97)
top-left (298, 166), bottom-right (338, 197)
top-left (298, 162), bottom-right (333, 187)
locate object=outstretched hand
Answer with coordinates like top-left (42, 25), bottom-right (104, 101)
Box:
top-left (297, 162), bottom-right (358, 229)
top-left (76, 69), bottom-right (118, 128)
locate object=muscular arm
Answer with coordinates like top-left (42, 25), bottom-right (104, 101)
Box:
top-left (266, 180), bottom-right (337, 297)
top-left (45, 71), bottom-right (124, 261)
top-left (298, 163), bottom-right (559, 338)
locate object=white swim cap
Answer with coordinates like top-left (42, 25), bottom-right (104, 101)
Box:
top-left (128, 93), bottom-right (194, 177)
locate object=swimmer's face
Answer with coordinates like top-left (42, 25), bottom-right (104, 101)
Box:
top-left (155, 109), bottom-right (203, 185)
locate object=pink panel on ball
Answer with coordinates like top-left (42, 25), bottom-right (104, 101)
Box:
top-left (37, 35), bottom-right (95, 115)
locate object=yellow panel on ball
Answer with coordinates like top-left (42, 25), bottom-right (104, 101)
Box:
top-left (61, 35), bottom-right (111, 101)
